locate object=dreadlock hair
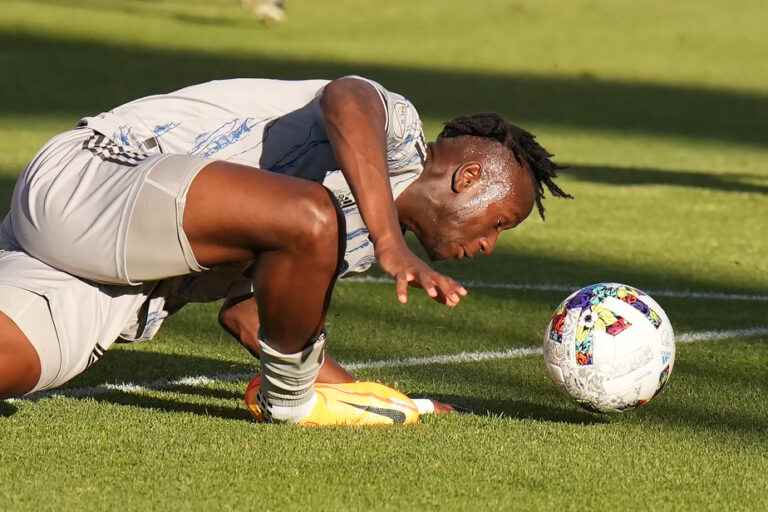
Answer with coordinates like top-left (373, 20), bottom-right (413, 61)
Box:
top-left (438, 113), bottom-right (572, 220)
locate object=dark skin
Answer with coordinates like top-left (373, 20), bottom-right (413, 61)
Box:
top-left (0, 78), bottom-right (535, 406)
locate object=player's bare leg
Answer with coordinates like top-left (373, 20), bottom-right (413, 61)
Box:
top-left (0, 312), bottom-right (41, 398)
top-left (184, 162), bottom-right (341, 346)
top-left (184, 161), bottom-right (420, 424)
top-left (184, 161), bottom-right (342, 421)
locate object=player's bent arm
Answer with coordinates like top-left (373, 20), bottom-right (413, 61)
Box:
top-left (320, 78), bottom-right (467, 306)
top-left (217, 297), bottom-right (355, 384)
top-left (320, 78), bottom-right (402, 254)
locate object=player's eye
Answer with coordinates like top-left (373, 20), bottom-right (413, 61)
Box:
top-left (495, 217), bottom-right (504, 229)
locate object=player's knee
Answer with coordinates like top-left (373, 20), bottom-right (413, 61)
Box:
top-left (294, 186), bottom-right (341, 270)
top-left (0, 312), bottom-right (42, 398)
top-left (0, 340), bottom-right (39, 399)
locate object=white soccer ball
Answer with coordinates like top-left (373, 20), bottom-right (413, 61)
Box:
top-left (543, 283), bottom-right (675, 413)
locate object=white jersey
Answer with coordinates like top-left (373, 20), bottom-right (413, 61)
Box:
top-left (80, 76), bottom-right (427, 276)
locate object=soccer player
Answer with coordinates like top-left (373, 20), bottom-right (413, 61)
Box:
top-left (0, 77), bottom-right (570, 425)
top-left (242, 0), bottom-right (286, 23)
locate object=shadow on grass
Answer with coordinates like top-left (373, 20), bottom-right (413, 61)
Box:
top-left (419, 393), bottom-right (607, 425)
top-left (20, 347), bottom-right (256, 422)
top-left (163, 383), bottom-right (244, 401)
top-left (0, 401), bottom-right (19, 417)
top-left (87, 389), bottom-right (254, 422)
top-left (562, 164), bottom-right (768, 195)
top-left (2, 30), bottom-right (767, 149)
top-left (0, 175), bottom-right (17, 214)
top-left (634, 399), bottom-right (768, 437)
top-left (59, 345), bottom-right (254, 389)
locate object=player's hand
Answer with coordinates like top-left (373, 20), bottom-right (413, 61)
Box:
top-left (375, 243), bottom-right (467, 307)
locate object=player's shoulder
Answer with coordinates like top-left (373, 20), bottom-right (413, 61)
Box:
top-left (351, 79), bottom-right (425, 171)
top-left (334, 75), bottom-right (421, 133)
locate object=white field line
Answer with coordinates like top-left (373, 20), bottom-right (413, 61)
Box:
top-left (344, 276), bottom-right (768, 302)
top-left (13, 326), bottom-right (768, 403)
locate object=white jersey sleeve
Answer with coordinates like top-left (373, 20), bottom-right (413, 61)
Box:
top-left (342, 76), bottom-right (427, 176)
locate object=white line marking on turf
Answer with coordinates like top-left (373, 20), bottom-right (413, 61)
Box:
top-left (12, 326), bottom-right (768, 403)
top-left (677, 326), bottom-right (768, 343)
top-left (343, 347), bottom-right (544, 371)
top-left (344, 276), bottom-right (768, 302)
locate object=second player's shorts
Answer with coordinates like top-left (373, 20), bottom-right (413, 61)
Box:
top-left (0, 240), bottom-right (254, 394)
top-left (0, 245), bottom-right (150, 393)
top-left (8, 127), bottom-right (211, 285)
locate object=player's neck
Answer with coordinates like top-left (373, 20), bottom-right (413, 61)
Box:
top-left (394, 178), bottom-right (427, 233)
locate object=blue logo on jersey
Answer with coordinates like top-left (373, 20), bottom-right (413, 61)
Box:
top-left (192, 118), bottom-right (259, 157)
top-left (154, 122), bottom-right (180, 137)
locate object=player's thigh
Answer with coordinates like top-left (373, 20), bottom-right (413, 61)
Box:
top-left (183, 161), bottom-right (342, 268)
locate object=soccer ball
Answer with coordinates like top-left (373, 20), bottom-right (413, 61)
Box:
top-left (543, 283), bottom-right (675, 413)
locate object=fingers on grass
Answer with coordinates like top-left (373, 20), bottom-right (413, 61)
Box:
top-left (421, 278), bottom-right (438, 298)
top-left (396, 274), bottom-right (409, 304)
top-left (436, 276), bottom-right (464, 306)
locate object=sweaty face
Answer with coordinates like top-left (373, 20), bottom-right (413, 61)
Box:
top-left (423, 181), bottom-right (534, 260)
top-left (410, 142), bottom-right (536, 261)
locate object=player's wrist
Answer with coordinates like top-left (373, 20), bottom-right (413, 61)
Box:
top-left (372, 231), bottom-right (408, 256)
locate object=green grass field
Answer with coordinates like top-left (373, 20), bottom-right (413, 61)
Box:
top-left (1, 1), bottom-right (767, 510)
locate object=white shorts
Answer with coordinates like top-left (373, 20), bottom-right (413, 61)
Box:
top-left (8, 128), bottom-right (211, 285)
top-left (0, 127), bottom-right (229, 393)
top-left (0, 248), bottom-right (149, 393)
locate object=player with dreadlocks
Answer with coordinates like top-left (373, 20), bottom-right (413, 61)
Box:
top-left (0, 76), bottom-right (570, 426)
top-left (438, 113), bottom-right (573, 219)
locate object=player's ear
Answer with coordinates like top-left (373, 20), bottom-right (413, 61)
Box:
top-left (451, 162), bottom-right (482, 193)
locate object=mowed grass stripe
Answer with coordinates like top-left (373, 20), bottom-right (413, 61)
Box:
top-left (14, 326), bottom-right (768, 403)
top-left (346, 276), bottom-right (768, 302)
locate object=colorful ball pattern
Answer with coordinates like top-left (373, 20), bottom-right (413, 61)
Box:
top-left (543, 283), bottom-right (675, 413)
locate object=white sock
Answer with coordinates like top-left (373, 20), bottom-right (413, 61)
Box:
top-left (266, 393), bottom-right (318, 423)
top-left (257, 330), bottom-right (326, 423)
